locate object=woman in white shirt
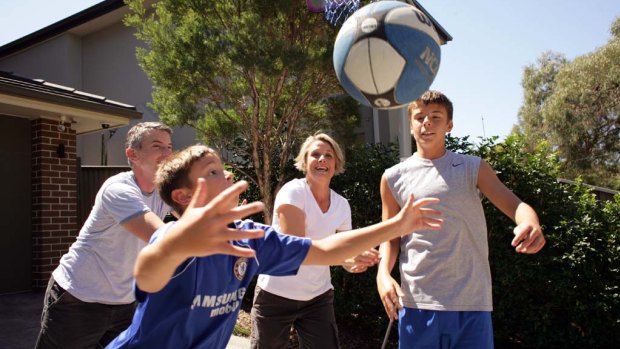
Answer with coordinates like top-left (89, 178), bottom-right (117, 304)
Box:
top-left (250, 133), bottom-right (379, 349)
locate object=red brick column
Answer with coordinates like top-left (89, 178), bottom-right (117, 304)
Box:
top-left (31, 118), bottom-right (78, 289)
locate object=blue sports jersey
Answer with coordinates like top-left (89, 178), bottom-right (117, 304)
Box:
top-left (106, 220), bottom-right (312, 349)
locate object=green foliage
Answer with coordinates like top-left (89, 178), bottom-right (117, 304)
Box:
top-left (543, 34), bottom-right (620, 189)
top-left (515, 51), bottom-right (568, 149)
top-left (514, 17), bottom-right (620, 190)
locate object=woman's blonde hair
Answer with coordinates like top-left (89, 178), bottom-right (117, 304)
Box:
top-left (294, 132), bottom-right (345, 175)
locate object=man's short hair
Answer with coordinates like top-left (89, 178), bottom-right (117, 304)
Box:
top-left (155, 145), bottom-right (218, 214)
top-left (294, 132), bottom-right (345, 175)
top-left (408, 90), bottom-right (454, 121)
top-left (125, 122), bottom-right (173, 150)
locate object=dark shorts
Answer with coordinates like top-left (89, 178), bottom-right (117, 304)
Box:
top-left (398, 308), bottom-right (494, 349)
top-left (250, 287), bottom-right (339, 349)
top-left (35, 276), bottom-right (136, 349)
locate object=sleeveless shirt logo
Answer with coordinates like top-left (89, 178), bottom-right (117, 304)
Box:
top-left (234, 257), bottom-right (248, 280)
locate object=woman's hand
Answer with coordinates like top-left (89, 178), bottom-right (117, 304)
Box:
top-left (343, 248), bottom-right (380, 273)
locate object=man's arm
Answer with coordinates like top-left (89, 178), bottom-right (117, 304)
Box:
top-left (377, 175), bottom-right (404, 320)
top-left (477, 159), bottom-right (545, 253)
top-left (134, 180), bottom-right (265, 293)
top-left (122, 212), bottom-right (165, 242)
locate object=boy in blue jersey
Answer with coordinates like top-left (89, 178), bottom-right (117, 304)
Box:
top-left (106, 144), bottom-right (444, 349)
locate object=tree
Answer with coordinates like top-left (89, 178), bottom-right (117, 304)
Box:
top-left (514, 51), bottom-right (568, 150)
top-left (125, 0), bottom-right (342, 222)
top-left (515, 17), bottom-right (620, 189)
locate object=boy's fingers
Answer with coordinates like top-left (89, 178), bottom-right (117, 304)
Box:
top-left (512, 225), bottom-right (533, 248)
top-left (423, 217), bottom-right (444, 228)
top-left (403, 193), bottom-right (415, 209)
top-left (224, 228), bottom-right (265, 242)
top-left (220, 201), bottom-right (265, 223)
top-left (514, 229), bottom-right (545, 253)
top-left (413, 197), bottom-right (441, 208)
top-left (207, 181), bottom-right (249, 211)
top-left (419, 207), bottom-right (443, 216)
top-left (395, 284), bottom-right (405, 299)
top-left (219, 243), bottom-right (257, 258)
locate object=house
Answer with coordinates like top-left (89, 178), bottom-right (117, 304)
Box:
top-left (0, 0), bottom-right (451, 292)
top-left (0, 70), bottom-right (140, 293)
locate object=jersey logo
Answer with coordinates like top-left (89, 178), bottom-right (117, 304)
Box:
top-left (234, 257), bottom-right (248, 281)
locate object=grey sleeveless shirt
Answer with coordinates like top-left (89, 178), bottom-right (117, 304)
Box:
top-left (384, 151), bottom-right (493, 311)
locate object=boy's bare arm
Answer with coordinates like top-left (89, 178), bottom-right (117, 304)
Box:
top-left (303, 193), bottom-right (442, 266)
top-left (134, 180), bottom-right (265, 293)
top-left (477, 160), bottom-right (545, 253)
top-left (377, 175), bottom-right (405, 320)
top-left (377, 175), bottom-right (402, 276)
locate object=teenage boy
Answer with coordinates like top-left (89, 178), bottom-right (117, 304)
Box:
top-left (376, 90), bottom-right (546, 349)
top-left (106, 144), bottom-right (443, 349)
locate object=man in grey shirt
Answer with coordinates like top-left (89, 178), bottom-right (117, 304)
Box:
top-left (36, 122), bottom-right (173, 349)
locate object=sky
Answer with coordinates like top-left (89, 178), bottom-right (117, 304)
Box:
top-left (0, 0), bottom-right (618, 141)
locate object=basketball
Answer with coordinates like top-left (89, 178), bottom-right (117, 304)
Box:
top-left (333, 0), bottom-right (441, 109)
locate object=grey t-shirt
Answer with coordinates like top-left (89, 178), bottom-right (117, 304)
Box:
top-left (53, 171), bottom-right (170, 304)
top-left (384, 151), bottom-right (493, 311)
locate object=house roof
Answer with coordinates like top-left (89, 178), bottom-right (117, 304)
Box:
top-left (0, 70), bottom-right (141, 134)
top-left (0, 0), bottom-right (451, 59)
top-left (0, 0), bottom-right (127, 58)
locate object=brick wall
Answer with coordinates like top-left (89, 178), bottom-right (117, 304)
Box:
top-left (31, 118), bottom-right (78, 289)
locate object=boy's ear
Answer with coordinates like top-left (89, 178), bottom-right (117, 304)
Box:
top-left (446, 120), bottom-right (454, 133)
top-left (171, 188), bottom-right (193, 207)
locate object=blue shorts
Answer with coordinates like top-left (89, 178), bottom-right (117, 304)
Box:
top-left (398, 308), bottom-right (493, 349)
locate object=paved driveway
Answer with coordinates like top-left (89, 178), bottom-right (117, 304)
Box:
top-left (0, 292), bottom-right (43, 349)
top-left (0, 292), bottom-right (250, 349)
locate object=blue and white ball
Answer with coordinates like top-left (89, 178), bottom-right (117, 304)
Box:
top-left (333, 1), bottom-right (441, 109)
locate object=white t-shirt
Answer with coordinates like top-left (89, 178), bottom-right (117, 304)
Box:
top-left (52, 171), bottom-right (170, 304)
top-left (257, 178), bottom-right (351, 301)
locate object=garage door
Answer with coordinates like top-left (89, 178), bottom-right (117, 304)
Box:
top-left (0, 116), bottom-right (31, 294)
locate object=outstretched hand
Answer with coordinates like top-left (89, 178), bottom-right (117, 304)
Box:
top-left (396, 194), bottom-right (443, 235)
top-left (168, 179), bottom-right (265, 259)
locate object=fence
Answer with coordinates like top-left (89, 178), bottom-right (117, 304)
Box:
top-left (558, 178), bottom-right (619, 202)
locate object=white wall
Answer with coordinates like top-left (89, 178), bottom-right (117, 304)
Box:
top-left (0, 34), bottom-right (83, 88)
top-left (79, 20), bottom-right (197, 165)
